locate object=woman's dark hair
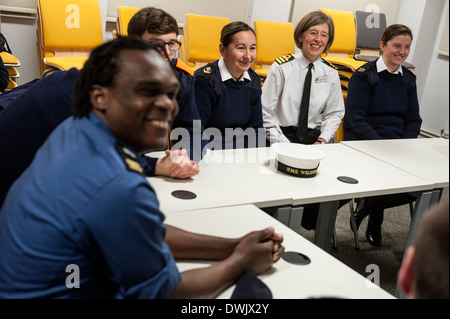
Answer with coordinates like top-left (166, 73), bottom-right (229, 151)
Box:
top-left (220, 21), bottom-right (256, 48)
top-left (381, 24), bottom-right (413, 44)
top-left (72, 36), bottom-right (166, 118)
top-left (128, 7), bottom-right (179, 37)
top-left (294, 11), bottom-right (335, 52)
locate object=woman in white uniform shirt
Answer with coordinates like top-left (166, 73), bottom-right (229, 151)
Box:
top-left (261, 11), bottom-right (345, 231)
top-left (261, 11), bottom-right (345, 146)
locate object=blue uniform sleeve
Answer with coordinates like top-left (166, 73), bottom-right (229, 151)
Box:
top-left (346, 71), bottom-right (383, 140)
top-left (403, 74), bottom-right (422, 138)
top-left (172, 71), bottom-right (206, 162)
top-left (79, 174), bottom-right (180, 299)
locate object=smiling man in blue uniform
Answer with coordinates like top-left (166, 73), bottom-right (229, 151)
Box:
top-left (0, 36), bottom-right (284, 299)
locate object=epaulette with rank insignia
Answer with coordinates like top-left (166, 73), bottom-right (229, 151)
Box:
top-left (275, 54), bottom-right (295, 65)
top-left (356, 62), bottom-right (373, 73)
top-left (115, 142), bottom-right (144, 175)
top-left (196, 62), bottom-right (217, 80)
top-left (321, 59), bottom-right (338, 70)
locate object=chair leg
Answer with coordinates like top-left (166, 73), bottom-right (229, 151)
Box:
top-left (409, 202), bottom-right (414, 218)
top-left (349, 200), bottom-right (360, 251)
top-left (332, 228), bottom-right (337, 250)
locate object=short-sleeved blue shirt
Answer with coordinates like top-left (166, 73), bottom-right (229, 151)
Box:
top-left (0, 113), bottom-right (181, 299)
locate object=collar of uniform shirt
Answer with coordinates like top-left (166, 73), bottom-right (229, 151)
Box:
top-left (218, 57), bottom-right (252, 82)
top-left (297, 51), bottom-right (317, 73)
top-left (376, 56), bottom-right (403, 75)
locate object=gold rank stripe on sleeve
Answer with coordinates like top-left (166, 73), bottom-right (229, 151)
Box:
top-left (115, 142), bottom-right (145, 175)
top-left (275, 54), bottom-right (295, 65)
top-left (125, 158), bottom-right (144, 174)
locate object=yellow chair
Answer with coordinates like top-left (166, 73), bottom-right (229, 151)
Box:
top-left (37, 0), bottom-right (103, 77)
top-left (320, 9), bottom-right (366, 72)
top-left (1, 10), bottom-right (20, 92)
top-left (179, 34), bottom-right (195, 67)
top-left (1, 12), bottom-right (21, 68)
top-left (253, 20), bottom-right (295, 79)
top-left (334, 91), bottom-right (347, 144)
top-left (181, 25), bottom-right (196, 68)
top-left (184, 14), bottom-right (230, 70)
top-left (116, 6), bottom-right (141, 36)
top-left (0, 51), bottom-right (19, 67)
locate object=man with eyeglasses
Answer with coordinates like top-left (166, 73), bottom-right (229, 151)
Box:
top-left (128, 7), bottom-right (206, 162)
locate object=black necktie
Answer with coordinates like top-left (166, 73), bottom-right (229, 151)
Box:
top-left (296, 63), bottom-right (314, 143)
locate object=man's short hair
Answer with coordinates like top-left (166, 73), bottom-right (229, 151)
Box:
top-left (72, 36), bottom-right (166, 118)
top-left (127, 7), bottom-right (179, 37)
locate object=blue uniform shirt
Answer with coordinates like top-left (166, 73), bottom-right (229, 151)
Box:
top-left (0, 113), bottom-right (181, 299)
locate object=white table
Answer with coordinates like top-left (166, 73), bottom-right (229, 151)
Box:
top-left (287, 143), bottom-right (437, 251)
top-left (148, 145), bottom-right (433, 252)
top-left (165, 205), bottom-right (395, 299)
top-left (340, 138), bottom-right (449, 248)
top-left (340, 138), bottom-right (449, 298)
top-left (341, 138), bottom-right (449, 188)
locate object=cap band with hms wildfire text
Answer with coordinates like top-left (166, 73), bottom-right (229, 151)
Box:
top-left (275, 160), bottom-right (319, 178)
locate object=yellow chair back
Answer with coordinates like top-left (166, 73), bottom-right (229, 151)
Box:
top-left (117, 6), bottom-right (141, 36)
top-left (37, 0), bottom-right (103, 75)
top-left (184, 14), bottom-right (230, 69)
top-left (254, 20), bottom-right (295, 78)
top-left (320, 8), bottom-right (365, 72)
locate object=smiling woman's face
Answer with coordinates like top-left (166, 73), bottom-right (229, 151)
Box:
top-left (220, 30), bottom-right (257, 80)
top-left (299, 23), bottom-right (330, 62)
top-left (380, 34), bottom-right (412, 72)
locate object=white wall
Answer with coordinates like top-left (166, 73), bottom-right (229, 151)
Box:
top-left (1, 15), bottom-right (40, 83)
top-left (396, 0), bottom-right (449, 135)
top-left (249, 0), bottom-right (293, 25)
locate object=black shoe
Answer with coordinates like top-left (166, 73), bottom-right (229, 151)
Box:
top-left (350, 207), bottom-right (369, 232)
top-left (366, 218), bottom-right (382, 247)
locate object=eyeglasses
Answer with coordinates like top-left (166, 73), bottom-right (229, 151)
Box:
top-left (148, 39), bottom-right (181, 51)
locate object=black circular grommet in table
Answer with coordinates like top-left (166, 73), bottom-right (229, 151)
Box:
top-left (282, 251), bottom-right (311, 265)
top-left (171, 190), bottom-right (197, 200)
top-left (337, 176), bottom-right (359, 184)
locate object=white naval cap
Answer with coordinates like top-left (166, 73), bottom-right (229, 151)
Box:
top-left (271, 143), bottom-right (326, 178)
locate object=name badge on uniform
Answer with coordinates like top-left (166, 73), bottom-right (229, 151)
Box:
top-left (315, 76), bottom-right (328, 83)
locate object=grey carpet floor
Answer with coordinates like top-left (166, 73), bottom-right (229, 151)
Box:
top-left (299, 187), bottom-right (449, 298)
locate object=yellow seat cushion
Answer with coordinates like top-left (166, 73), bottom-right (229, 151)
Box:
top-left (0, 52), bottom-right (20, 66)
top-left (6, 66), bottom-right (20, 78)
top-left (44, 57), bottom-right (88, 71)
top-left (255, 69), bottom-right (269, 78)
top-left (323, 57), bottom-right (366, 72)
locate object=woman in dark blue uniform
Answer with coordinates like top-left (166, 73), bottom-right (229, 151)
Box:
top-left (344, 25), bottom-right (422, 247)
top-left (193, 22), bottom-right (265, 151)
